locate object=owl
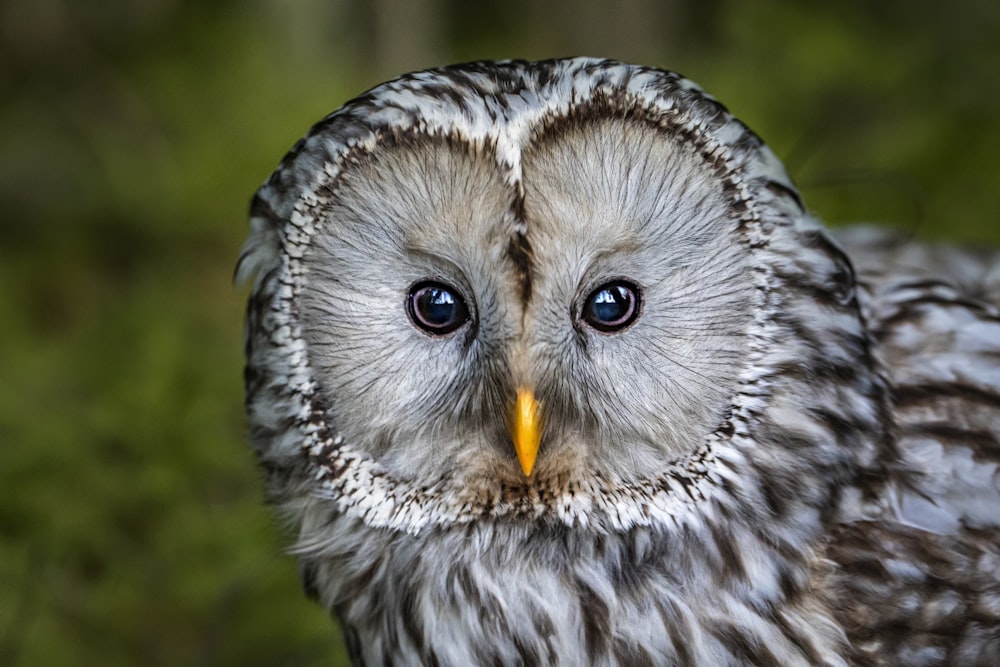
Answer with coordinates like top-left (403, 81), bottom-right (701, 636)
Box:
top-left (237, 58), bottom-right (1000, 666)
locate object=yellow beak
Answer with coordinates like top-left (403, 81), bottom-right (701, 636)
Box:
top-left (511, 387), bottom-right (542, 477)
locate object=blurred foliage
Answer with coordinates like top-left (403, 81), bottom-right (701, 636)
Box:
top-left (0, 0), bottom-right (997, 665)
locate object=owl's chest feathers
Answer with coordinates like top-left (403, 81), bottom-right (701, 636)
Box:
top-left (314, 515), bottom-right (850, 666)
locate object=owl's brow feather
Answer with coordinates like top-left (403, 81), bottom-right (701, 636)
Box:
top-left (641, 244), bottom-right (748, 292)
top-left (652, 259), bottom-right (752, 294)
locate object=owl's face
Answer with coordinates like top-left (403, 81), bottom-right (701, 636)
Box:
top-left (241, 59), bottom-right (836, 533)
top-left (299, 110), bottom-right (753, 492)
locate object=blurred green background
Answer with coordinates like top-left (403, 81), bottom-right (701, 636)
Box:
top-left (1, 1), bottom-right (998, 665)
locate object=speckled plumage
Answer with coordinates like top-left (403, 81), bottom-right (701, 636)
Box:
top-left (238, 58), bottom-right (1000, 666)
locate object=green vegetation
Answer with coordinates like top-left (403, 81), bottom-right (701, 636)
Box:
top-left (1, 1), bottom-right (997, 665)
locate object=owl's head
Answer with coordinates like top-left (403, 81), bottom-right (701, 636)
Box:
top-left (240, 59), bottom-right (865, 536)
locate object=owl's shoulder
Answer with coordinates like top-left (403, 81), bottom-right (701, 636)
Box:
top-left (821, 226), bottom-right (1000, 663)
top-left (835, 224), bottom-right (1000, 533)
top-left (838, 225), bottom-right (999, 510)
top-left (835, 226), bottom-right (1000, 485)
top-left (835, 226), bottom-right (1000, 350)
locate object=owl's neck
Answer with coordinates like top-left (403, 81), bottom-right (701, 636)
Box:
top-left (301, 506), bottom-right (853, 665)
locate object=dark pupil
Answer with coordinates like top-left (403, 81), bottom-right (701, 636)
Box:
top-left (420, 288), bottom-right (457, 324)
top-left (409, 282), bottom-right (468, 335)
top-left (593, 287), bottom-right (629, 320)
top-left (584, 282), bottom-right (639, 332)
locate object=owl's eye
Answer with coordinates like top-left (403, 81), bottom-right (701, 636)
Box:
top-left (407, 282), bottom-right (470, 336)
top-left (582, 281), bottom-right (641, 333)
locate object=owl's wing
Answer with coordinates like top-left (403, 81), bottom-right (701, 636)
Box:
top-left (824, 226), bottom-right (1000, 664)
top-left (836, 226), bottom-right (1000, 532)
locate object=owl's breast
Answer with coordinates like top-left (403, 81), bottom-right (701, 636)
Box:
top-left (308, 516), bottom-right (849, 666)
